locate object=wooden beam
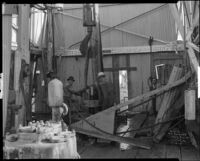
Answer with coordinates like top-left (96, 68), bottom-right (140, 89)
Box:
top-left (183, 1), bottom-right (191, 28)
top-left (104, 67), bottom-right (137, 72)
top-left (153, 85), bottom-right (184, 142)
top-left (2, 14), bottom-right (12, 136)
top-left (55, 43), bottom-right (184, 57)
top-left (16, 4), bottom-right (31, 126)
top-left (153, 66), bottom-right (183, 137)
top-left (17, 4), bottom-right (30, 64)
top-left (187, 41), bottom-right (200, 53)
top-left (185, 3), bottom-right (199, 41)
top-left (169, 4), bottom-right (184, 39)
top-left (187, 131), bottom-right (198, 149)
top-left (112, 56), bottom-right (120, 104)
top-left (14, 50), bottom-right (21, 91)
top-left (187, 46), bottom-right (199, 75)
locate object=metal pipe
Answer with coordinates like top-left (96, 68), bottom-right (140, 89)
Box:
top-left (52, 8), bottom-right (56, 72)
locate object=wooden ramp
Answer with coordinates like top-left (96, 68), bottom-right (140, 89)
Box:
top-left (71, 108), bottom-right (116, 134)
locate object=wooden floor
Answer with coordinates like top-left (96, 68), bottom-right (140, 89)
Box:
top-left (78, 141), bottom-right (200, 160)
top-left (75, 112), bottom-right (199, 160)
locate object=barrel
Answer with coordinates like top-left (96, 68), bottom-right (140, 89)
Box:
top-left (48, 78), bottom-right (63, 107)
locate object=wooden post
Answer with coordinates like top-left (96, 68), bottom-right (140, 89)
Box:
top-left (16, 4), bottom-right (30, 126)
top-left (47, 9), bottom-right (53, 72)
top-left (169, 4), bottom-right (184, 39)
top-left (112, 56), bottom-right (120, 104)
top-left (90, 4), bottom-right (104, 80)
top-left (2, 6), bottom-right (12, 136)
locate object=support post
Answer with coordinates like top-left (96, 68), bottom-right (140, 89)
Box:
top-left (2, 6), bottom-right (12, 136)
top-left (16, 4), bottom-right (30, 126)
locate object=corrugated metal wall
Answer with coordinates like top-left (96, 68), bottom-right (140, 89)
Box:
top-left (54, 4), bottom-right (177, 54)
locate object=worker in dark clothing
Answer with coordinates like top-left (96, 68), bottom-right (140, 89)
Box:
top-left (63, 76), bottom-right (89, 112)
top-left (96, 72), bottom-right (114, 111)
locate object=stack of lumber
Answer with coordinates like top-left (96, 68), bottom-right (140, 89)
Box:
top-left (153, 66), bottom-right (184, 143)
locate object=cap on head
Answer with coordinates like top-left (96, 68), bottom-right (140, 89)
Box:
top-left (97, 72), bottom-right (105, 78)
top-left (67, 76), bottom-right (75, 81)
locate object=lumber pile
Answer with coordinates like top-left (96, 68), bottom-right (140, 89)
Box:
top-left (153, 66), bottom-right (184, 143)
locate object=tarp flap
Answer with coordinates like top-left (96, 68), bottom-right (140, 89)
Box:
top-left (30, 8), bottom-right (46, 47)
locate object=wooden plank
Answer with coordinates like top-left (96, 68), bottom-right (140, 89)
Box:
top-left (153, 86), bottom-right (184, 142)
top-left (186, 6), bottom-right (199, 41)
top-left (187, 131), bottom-right (198, 149)
top-left (187, 41), bottom-right (200, 53)
top-left (55, 43), bottom-right (184, 56)
top-left (2, 15), bottom-right (12, 135)
top-left (14, 50), bottom-right (22, 92)
top-left (18, 4), bottom-right (30, 63)
top-left (73, 127), bottom-right (151, 149)
top-left (153, 66), bottom-right (183, 139)
top-left (169, 4), bottom-right (184, 39)
top-left (187, 46), bottom-right (199, 75)
top-left (17, 5), bottom-right (30, 126)
top-left (104, 67), bottom-right (137, 72)
top-left (47, 10), bottom-right (53, 72)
